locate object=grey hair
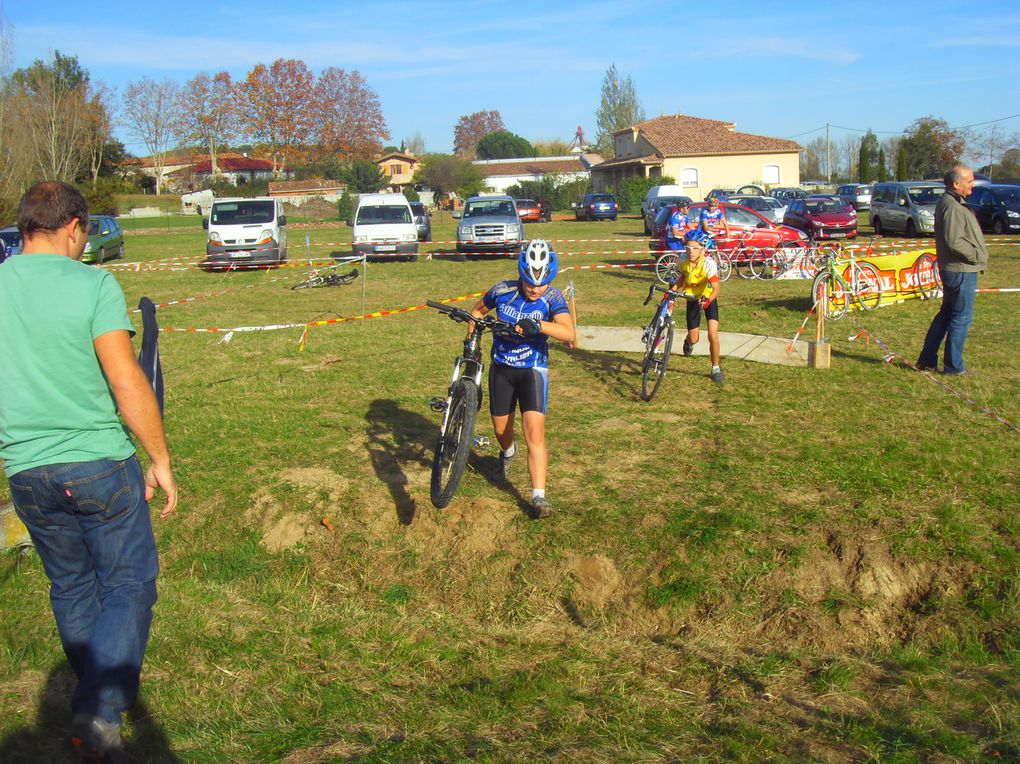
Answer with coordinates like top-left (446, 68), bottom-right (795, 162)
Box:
top-left (944, 166), bottom-right (970, 188)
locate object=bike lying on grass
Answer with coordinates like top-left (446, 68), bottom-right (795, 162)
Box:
top-left (291, 266), bottom-right (360, 290)
top-left (426, 300), bottom-right (516, 509)
top-left (639, 282), bottom-right (700, 402)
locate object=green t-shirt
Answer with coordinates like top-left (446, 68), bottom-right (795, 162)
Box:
top-left (0, 253), bottom-right (136, 476)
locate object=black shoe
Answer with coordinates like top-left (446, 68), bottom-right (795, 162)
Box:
top-left (683, 339), bottom-right (694, 356)
top-left (915, 365), bottom-right (937, 372)
top-left (499, 447), bottom-right (515, 480)
top-left (531, 496), bottom-right (553, 518)
top-left (710, 368), bottom-right (725, 384)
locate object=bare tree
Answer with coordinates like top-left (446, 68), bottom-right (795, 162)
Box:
top-left (83, 81), bottom-right (115, 185)
top-left (404, 132), bottom-right (426, 156)
top-left (841, 134), bottom-right (862, 182)
top-left (123, 77), bottom-right (183, 195)
top-left (179, 71), bottom-right (238, 177)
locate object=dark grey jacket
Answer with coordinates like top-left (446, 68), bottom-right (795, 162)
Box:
top-left (934, 190), bottom-right (988, 273)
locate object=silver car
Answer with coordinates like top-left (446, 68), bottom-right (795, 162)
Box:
top-left (454, 196), bottom-right (524, 253)
top-left (837, 184), bottom-right (873, 211)
top-left (728, 195), bottom-right (786, 224)
top-left (642, 195), bottom-right (693, 235)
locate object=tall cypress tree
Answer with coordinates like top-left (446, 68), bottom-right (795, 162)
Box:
top-left (877, 147), bottom-right (888, 181)
top-left (895, 148), bottom-right (908, 180)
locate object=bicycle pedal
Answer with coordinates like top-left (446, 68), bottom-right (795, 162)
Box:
top-left (429, 396), bottom-right (447, 413)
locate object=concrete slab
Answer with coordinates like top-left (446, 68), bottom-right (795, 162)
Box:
top-left (575, 325), bottom-right (810, 367)
top-left (0, 503), bottom-right (32, 551)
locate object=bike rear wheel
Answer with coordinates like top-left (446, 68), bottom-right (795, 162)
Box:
top-left (655, 252), bottom-right (681, 284)
top-left (640, 320), bottom-right (674, 401)
top-left (291, 276), bottom-right (324, 290)
top-left (713, 251), bottom-right (733, 282)
top-left (430, 378), bottom-right (479, 509)
top-left (915, 253), bottom-right (942, 300)
top-left (855, 262), bottom-right (884, 311)
top-left (749, 249), bottom-right (781, 280)
top-left (812, 272), bottom-right (848, 321)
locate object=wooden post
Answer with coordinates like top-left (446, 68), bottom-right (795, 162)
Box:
top-left (566, 280), bottom-right (578, 349)
top-left (808, 288), bottom-right (830, 368)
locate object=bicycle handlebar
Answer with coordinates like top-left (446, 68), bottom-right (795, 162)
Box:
top-left (426, 300), bottom-right (516, 335)
top-left (643, 283), bottom-right (701, 307)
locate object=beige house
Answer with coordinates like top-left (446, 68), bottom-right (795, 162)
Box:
top-left (591, 114), bottom-right (801, 198)
top-left (375, 152), bottom-right (421, 190)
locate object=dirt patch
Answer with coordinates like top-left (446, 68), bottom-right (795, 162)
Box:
top-left (247, 468), bottom-right (352, 551)
top-left (567, 555), bottom-right (625, 611)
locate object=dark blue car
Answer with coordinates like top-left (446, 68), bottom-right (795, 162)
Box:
top-left (0, 226), bottom-right (22, 264)
top-left (575, 193), bottom-right (619, 221)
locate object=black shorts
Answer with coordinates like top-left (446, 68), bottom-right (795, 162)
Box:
top-left (488, 363), bottom-right (549, 416)
top-left (686, 299), bottom-right (720, 330)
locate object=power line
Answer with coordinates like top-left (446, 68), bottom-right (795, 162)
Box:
top-left (785, 113), bottom-right (1020, 141)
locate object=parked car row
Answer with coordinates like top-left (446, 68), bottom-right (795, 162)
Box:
top-left (782, 196), bottom-right (858, 240)
top-left (648, 201), bottom-right (808, 254)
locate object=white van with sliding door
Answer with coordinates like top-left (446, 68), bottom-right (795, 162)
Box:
top-left (351, 193), bottom-right (419, 261)
top-left (201, 196), bottom-right (287, 270)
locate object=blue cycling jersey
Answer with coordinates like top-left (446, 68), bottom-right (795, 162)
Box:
top-left (483, 280), bottom-right (570, 369)
top-left (700, 207), bottom-right (726, 229)
top-left (666, 210), bottom-right (692, 245)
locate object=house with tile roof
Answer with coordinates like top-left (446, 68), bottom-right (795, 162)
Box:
top-left (591, 114), bottom-right (801, 199)
top-left (375, 152), bottom-right (421, 191)
top-left (472, 154), bottom-right (604, 194)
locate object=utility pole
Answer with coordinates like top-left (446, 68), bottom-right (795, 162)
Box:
top-left (826, 123), bottom-right (831, 184)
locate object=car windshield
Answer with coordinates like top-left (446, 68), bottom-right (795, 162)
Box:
top-left (89, 219), bottom-right (102, 234)
top-left (805, 199), bottom-right (845, 214)
top-left (656, 197), bottom-right (689, 209)
top-left (906, 187), bottom-right (945, 205)
top-left (464, 200), bottom-right (515, 217)
top-left (764, 198), bottom-right (783, 209)
top-left (0, 230), bottom-right (20, 247)
top-left (409, 203), bottom-right (425, 214)
top-left (211, 201), bottom-right (275, 225)
top-left (356, 205), bottom-right (412, 225)
top-left (993, 188), bottom-right (1020, 204)
top-left (516, 199), bottom-right (537, 207)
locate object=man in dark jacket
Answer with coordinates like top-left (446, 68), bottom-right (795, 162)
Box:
top-left (917, 165), bottom-right (989, 375)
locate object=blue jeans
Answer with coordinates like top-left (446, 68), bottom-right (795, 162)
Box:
top-left (8, 457), bottom-right (158, 725)
top-left (917, 269), bottom-right (977, 374)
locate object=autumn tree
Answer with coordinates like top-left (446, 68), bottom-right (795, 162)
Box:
top-left (180, 71), bottom-right (238, 176)
top-left (240, 58), bottom-right (316, 174)
top-left (453, 110), bottom-right (504, 156)
top-left (314, 66), bottom-right (389, 160)
top-left (123, 77), bottom-right (183, 195)
top-left (475, 130), bottom-right (536, 160)
top-left (534, 138), bottom-right (572, 156)
top-left (594, 63), bottom-right (644, 157)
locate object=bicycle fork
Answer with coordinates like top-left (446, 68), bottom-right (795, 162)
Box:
top-left (431, 356), bottom-right (483, 437)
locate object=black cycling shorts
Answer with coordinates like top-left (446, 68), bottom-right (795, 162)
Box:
top-left (686, 299), bottom-right (720, 330)
top-left (488, 363), bottom-right (549, 416)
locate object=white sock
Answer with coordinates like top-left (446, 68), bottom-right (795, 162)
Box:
top-left (711, 365), bottom-right (721, 373)
top-left (532, 488), bottom-right (546, 500)
top-left (502, 442), bottom-right (516, 458)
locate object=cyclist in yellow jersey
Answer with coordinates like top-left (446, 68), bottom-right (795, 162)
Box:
top-left (670, 238), bottom-right (724, 384)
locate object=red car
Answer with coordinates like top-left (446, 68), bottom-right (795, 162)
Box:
top-left (649, 201), bottom-right (807, 253)
top-left (782, 195), bottom-right (858, 240)
top-left (514, 198), bottom-right (542, 223)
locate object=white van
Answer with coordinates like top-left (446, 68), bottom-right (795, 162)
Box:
top-left (351, 193), bottom-right (419, 261)
top-left (641, 184), bottom-right (687, 220)
top-left (201, 197), bottom-right (287, 269)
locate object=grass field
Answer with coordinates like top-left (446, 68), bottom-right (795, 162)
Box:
top-left (1, 215), bottom-right (1018, 762)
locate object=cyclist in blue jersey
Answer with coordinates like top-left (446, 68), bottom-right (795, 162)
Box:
top-left (665, 200), bottom-right (697, 251)
top-left (468, 240), bottom-right (575, 518)
top-left (699, 196), bottom-right (730, 242)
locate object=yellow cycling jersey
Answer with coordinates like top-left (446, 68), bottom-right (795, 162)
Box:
top-left (680, 254), bottom-right (718, 299)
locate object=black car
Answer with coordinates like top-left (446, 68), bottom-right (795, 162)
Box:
top-left (771, 187), bottom-right (810, 202)
top-left (965, 184), bottom-right (1020, 235)
top-left (574, 193), bottom-right (618, 221)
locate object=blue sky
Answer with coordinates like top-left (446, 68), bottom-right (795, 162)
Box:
top-left (5, 0), bottom-right (1020, 164)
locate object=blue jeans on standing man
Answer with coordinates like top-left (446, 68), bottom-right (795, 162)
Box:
top-left (917, 269), bottom-right (977, 374)
top-left (8, 456), bottom-right (158, 725)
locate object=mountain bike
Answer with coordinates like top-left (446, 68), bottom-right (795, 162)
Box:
top-left (291, 266), bottom-right (359, 290)
top-left (913, 252), bottom-right (942, 300)
top-left (639, 283), bottom-right (700, 402)
top-left (810, 250), bottom-right (884, 321)
top-left (426, 300), bottom-right (516, 508)
top-left (655, 236), bottom-right (732, 284)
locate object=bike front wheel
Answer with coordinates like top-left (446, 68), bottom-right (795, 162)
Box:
top-left (812, 272), bottom-right (848, 321)
top-left (291, 276), bottom-right (324, 290)
top-left (713, 251), bottom-right (733, 282)
top-left (855, 262), bottom-right (884, 311)
top-left (430, 378), bottom-right (479, 509)
top-left (640, 320), bottom-right (674, 401)
top-left (655, 252), bottom-right (682, 284)
top-left (915, 253), bottom-right (942, 300)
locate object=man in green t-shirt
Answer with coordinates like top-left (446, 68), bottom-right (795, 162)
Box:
top-left (0, 181), bottom-right (177, 762)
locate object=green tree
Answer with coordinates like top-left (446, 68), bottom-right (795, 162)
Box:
top-left (895, 147), bottom-right (908, 180)
top-left (411, 154), bottom-right (483, 199)
top-left (475, 130), bottom-right (536, 159)
top-left (898, 116), bottom-right (965, 179)
top-left (876, 146), bottom-right (888, 181)
top-left (859, 130), bottom-right (880, 183)
top-left (594, 63), bottom-right (644, 157)
top-left (341, 160), bottom-right (387, 193)
top-left (337, 189), bottom-right (355, 222)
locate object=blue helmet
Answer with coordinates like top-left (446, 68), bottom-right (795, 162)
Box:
top-left (518, 239), bottom-right (558, 286)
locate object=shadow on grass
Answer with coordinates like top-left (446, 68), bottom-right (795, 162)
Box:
top-left (559, 345), bottom-right (643, 401)
top-left (0, 663), bottom-right (179, 763)
top-left (365, 399), bottom-right (434, 526)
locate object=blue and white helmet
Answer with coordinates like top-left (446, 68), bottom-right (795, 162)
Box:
top-left (518, 239), bottom-right (558, 286)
